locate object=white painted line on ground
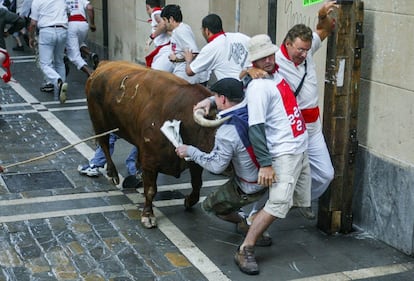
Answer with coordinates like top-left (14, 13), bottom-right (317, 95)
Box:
top-left (0, 190), bottom-right (124, 206)
top-left (154, 208), bottom-right (231, 281)
top-left (11, 59), bottom-right (36, 63)
top-left (10, 55), bottom-right (36, 60)
top-left (0, 204), bottom-right (137, 223)
top-left (48, 106), bottom-right (88, 112)
top-left (0, 102), bottom-right (31, 108)
top-left (42, 98), bottom-right (87, 105)
top-left (289, 262), bottom-right (414, 281)
top-left (0, 109), bottom-right (37, 115)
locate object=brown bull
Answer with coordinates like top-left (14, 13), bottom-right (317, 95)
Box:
top-left (85, 61), bottom-right (217, 228)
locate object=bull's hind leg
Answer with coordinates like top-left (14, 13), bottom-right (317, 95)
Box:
top-left (97, 134), bottom-right (120, 185)
top-left (185, 163), bottom-right (203, 209)
top-left (141, 169), bottom-right (158, 228)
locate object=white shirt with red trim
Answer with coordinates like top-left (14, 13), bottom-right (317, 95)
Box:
top-left (66, 0), bottom-right (89, 18)
top-left (189, 32), bottom-right (250, 81)
top-left (246, 74), bottom-right (308, 157)
top-left (170, 22), bottom-right (207, 83)
top-left (276, 32), bottom-right (322, 110)
top-left (151, 9), bottom-right (170, 47)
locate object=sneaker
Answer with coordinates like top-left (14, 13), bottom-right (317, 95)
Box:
top-left (40, 83), bottom-right (54, 93)
top-left (122, 172), bottom-right (143, 189)
top-left (298, 206), bottom-right (316, 220)
top-left (77, 164), bottom-right (101, 177)
top-left (58, 79), bottom-right (67, 104)
top-left (91, 53), bottom-right (99, 70)
top-left (234, 245), bottom-right (259, 275)
top-left (12, 45), bottom-right (24, 51)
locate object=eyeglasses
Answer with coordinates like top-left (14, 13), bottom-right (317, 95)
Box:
top-left (292, 43), bottom-right (310, 54)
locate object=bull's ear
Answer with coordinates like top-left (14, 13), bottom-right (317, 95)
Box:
top-left (193, 108), bottom-right (230, 127)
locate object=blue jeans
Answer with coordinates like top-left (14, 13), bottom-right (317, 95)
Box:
top-left (89, 134), bottom-right (140, 176)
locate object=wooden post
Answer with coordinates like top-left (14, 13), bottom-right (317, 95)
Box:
top-left (317, 0), bottom-right (364, 234)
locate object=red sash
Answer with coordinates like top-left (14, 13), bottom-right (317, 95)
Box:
top-left (0, 49), bottom-right (12, 83)
top-left (145, 42), bottom-right (170, 67)
top-left (69, 14), bottom-right (87, 22)
top-left (301, 107), bottom-right (320, 123)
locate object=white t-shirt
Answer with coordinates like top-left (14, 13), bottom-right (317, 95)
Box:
top-left (151, 9), bottom-right (170, 47)
top-left (246, 74), bottom-right (308, 157)
top-left (170, 22), bottom-right (207, 83)
top-left (276, 32), bottom-right (322, 110)
top-left (66, 0), bottom-right (89, 17)
top-left (189, 32), bottom-right (250, 81)
top-left (31, 0), bottom-right (68, 28)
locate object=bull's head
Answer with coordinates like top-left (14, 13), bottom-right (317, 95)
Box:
top-left (193, 108), bottom-right (230, 127)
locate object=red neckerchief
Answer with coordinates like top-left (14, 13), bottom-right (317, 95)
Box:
top-left (147, 7), bottom-right (162, 22)
top-left (281, 43), bottom-right (303, 67)
top-left (0, 49), bottom-right (11, 83)
top-left (207, 31), bottom-right (225, 43)
top-left (281, 43), bottom-right (291, 61)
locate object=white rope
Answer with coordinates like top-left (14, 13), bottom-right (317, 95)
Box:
top-left (2, 128), bottom-right (119, 170)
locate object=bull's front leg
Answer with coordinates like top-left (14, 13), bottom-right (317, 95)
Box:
top-left (141, 169), bottom-right (158, 228)
top-left (185, 163), bottom-right (203, 209)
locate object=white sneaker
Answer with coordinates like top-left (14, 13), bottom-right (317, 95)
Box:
top-left (58, 79), bottom-right (67, 104)
top-left (77, 164), bottom-right (101, 177)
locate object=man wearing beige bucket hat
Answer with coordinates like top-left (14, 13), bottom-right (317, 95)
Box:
top-left (233, 34), bottom-right (311, 275)
top-left (244, 1), bottom-right (338, 222)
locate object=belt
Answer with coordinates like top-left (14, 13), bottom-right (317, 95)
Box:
top-left (44, 25), bottom-right (67, 29)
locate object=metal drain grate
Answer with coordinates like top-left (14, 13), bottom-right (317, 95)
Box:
top-left (1, 170), bottom-right (74, 193)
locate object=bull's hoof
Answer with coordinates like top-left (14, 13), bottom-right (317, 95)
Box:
top-left (141, 215), bottom-right (157, 228)
top-left (184, 195), bottom-right (199, 210)
top-left (109, 177), bottom-right (120, 185)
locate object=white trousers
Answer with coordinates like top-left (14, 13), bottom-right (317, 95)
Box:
top-left (66, 21), bottom-right (89, 70)
top-left (38, 27), bottom-right (67, 91)
top-left (306, 118), bottom-right (334, 200)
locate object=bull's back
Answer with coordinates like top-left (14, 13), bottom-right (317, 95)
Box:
top-left (85, 60), bottom-right (215, 171)
top-left (86, 61), bottom-right (188, 99)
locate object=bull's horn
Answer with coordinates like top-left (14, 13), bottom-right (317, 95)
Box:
top-left (193, 108), bottom-right (230, 127)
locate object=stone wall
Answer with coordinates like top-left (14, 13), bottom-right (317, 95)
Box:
top-left (352, 0), bottom-right (414, 255)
